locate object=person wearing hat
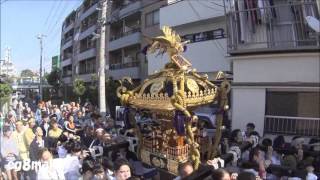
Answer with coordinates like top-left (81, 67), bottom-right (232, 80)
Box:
top-left (1, 126), bottom-right (19, 180)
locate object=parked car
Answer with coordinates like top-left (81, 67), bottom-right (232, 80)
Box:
top-left (194, 106), bottom-right (230, 138)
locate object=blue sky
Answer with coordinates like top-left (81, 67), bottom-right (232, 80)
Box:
top-left (1, 0), bottom-right (82, 74)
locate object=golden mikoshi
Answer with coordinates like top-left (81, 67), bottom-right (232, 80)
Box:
top-left (117, 26), bottom-right (230, 172)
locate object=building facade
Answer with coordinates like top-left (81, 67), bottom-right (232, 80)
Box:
top-left (0, 47), bottom-right (16, 77)
top-left (105, 0), bottom-right (167, 81)
top-left (60, 0), bottom-right (99, 99)
top-left (60, 0), bottom-right (167, 86)
top-left (225, 0), bottom-right (320, 136)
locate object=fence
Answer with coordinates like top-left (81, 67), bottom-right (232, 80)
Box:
top-left (264, 115), bottom-right (320, 137)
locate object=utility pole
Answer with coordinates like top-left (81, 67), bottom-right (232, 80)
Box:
top-left (98, 0), bottom-right (107, 115)
top-left (37, 34), bottom-right (46, 101)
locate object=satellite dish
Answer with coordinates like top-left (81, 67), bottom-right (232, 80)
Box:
top-left (305, 16), bottom-right (320, 33)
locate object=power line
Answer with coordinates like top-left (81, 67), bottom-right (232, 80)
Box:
top-left (208, 0), bottom-right (224, 8)
top-left (47, 1), bottom-right (79, 40)
top-left (42, 0), bottom-right (59, 32)
top-left (46, 1), bottom-right (80, 52)
top-left (45, 0), bottom-right (63, 34)
top-left (187, 0), bottom-right (226, 55)
top-left (197, 0), bottom-right (224, 12)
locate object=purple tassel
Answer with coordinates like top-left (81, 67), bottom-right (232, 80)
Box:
top-left (141, 44), bottom-right (151, 55)
top-left (173, 111), bottom-right (186, 136)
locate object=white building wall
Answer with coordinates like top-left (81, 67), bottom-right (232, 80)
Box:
top-left (232, 88), bottom-right (266, 135)
top-left (147, 39), bottom-right (229, 75)
top-left (160, 0), bottom-right (224, 27)
top-left (232, 53), bottom-right (320, 83)
top-left (231, 52), bottom-right (320, 135)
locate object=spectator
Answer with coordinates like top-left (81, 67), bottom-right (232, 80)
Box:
top-left (211, 169), bottom-right (231, 180)
top-left (57, 133), bottom-right (68, 158)
top-left (12, 121), bottom-right (28, 160)
top-left (40, 112), bottom-right (50, 137)
top-left (114, 158), bottom-right (132, 180)
top-left (92, 164), bottom-right (106, 180)
top-left (229, 129), bottom-right (243, 146)
top-left (102, 157), bottom-right (114, 180)
top-left (65, 114), bottom-right (77, 134)
top-left (36, 149), bottom-right (65, 180)
top-left (174, 161), bottom-right (194, 180)
top-left (48, 119), bottom-right (63, 139)
top-left (80, 159), bottom-right (95, 180)
top-left (35, 102), bottom-right (43, 125)
top-left (64, 140), bottom-right (85, 180)
top-left (237, 171), bottom-right (257, 180)
top-left (1, 126), bottom-right (19, 180)
top-left (89, 128), bottom-right (105, 148)
top-left (81, 126), bottom-right (95, 148)
top-left (29, 127), bottom-right (51, 161)
top-left (245, 123), bottom-right (255, 138)
top-left (24, 118), bottom-right (36, 146)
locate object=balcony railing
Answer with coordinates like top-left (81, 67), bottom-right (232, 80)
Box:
top-left (62, 71), bottom-right (72, 78)
top-left (110, 28), bottom-right (141, 41)
top-left (83, 0), bottom-right (98, 13)
top-left (264, 115), bottom-right (320, 137)
top-left (63, 36), bottom-right (73, 44)
top-left (110, 61), bottom-right (140, 70)
top-left (226, 1), bottom-right (319, 54)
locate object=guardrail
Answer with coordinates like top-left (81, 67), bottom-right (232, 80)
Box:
top-left (110, 28), bottom-right (141, 41)
top-left (110, 61), bottom-right (140, 70)
top-left (264, 115), bottom-right (320, 137)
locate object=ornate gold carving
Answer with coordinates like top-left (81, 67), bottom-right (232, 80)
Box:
top-left (186, 79), bottom-right (199, 93)
top-left (150, 81), bottom-right (164, 95)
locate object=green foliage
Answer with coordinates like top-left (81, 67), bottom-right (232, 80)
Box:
top-left (82, 74), bottom-right (98, 105)
top-left (73, 78), bottom-right (86, 97)
top-left (20, 69), bottom-right (34, 77)
top-left (47, 70), bottom-right (61, 87)
top-left (0, 83), bottom-right (12, 99)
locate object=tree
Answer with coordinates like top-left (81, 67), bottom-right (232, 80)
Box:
top-left (73, 78), bottom-right (86, 103)
top-left (0, 83), bottom-right (12, 99)
top-left (20, 69), bottom-right (34, 77)
top-left (85, 74), bottom-right (98, 105)
top-left (47, 70), bottom-right (61, 87)
top-left (46, 69), bottom-right (61, 98)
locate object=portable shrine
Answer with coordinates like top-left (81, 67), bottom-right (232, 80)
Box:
top-left (117, 26), bottom-right (230, 175)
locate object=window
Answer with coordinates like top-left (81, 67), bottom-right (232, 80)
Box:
top-left (264, 91), bottom-right (320, 136)
top-left (62, 65), bottom-right (72, 77)
top-left (145, 10), bottom-right (159, 27)
top-left (266, 92), bottom-right (319, 117)
top-left (79, 57), bottom-right (96, 74)
top-left (182, 28), bottom-right (225, 43)
top-left (80, 37), bottom-right (96, 52)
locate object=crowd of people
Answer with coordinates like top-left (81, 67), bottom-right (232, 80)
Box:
top-left (0, 99), bottom-right (138, 180)
top-left (174, 123), bottom-right (319, 180)
top-left (0, 99), bottom-right (319, 180)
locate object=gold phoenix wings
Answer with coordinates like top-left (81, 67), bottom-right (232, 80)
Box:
top-left (146, 26), bottom-right (191, 69)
